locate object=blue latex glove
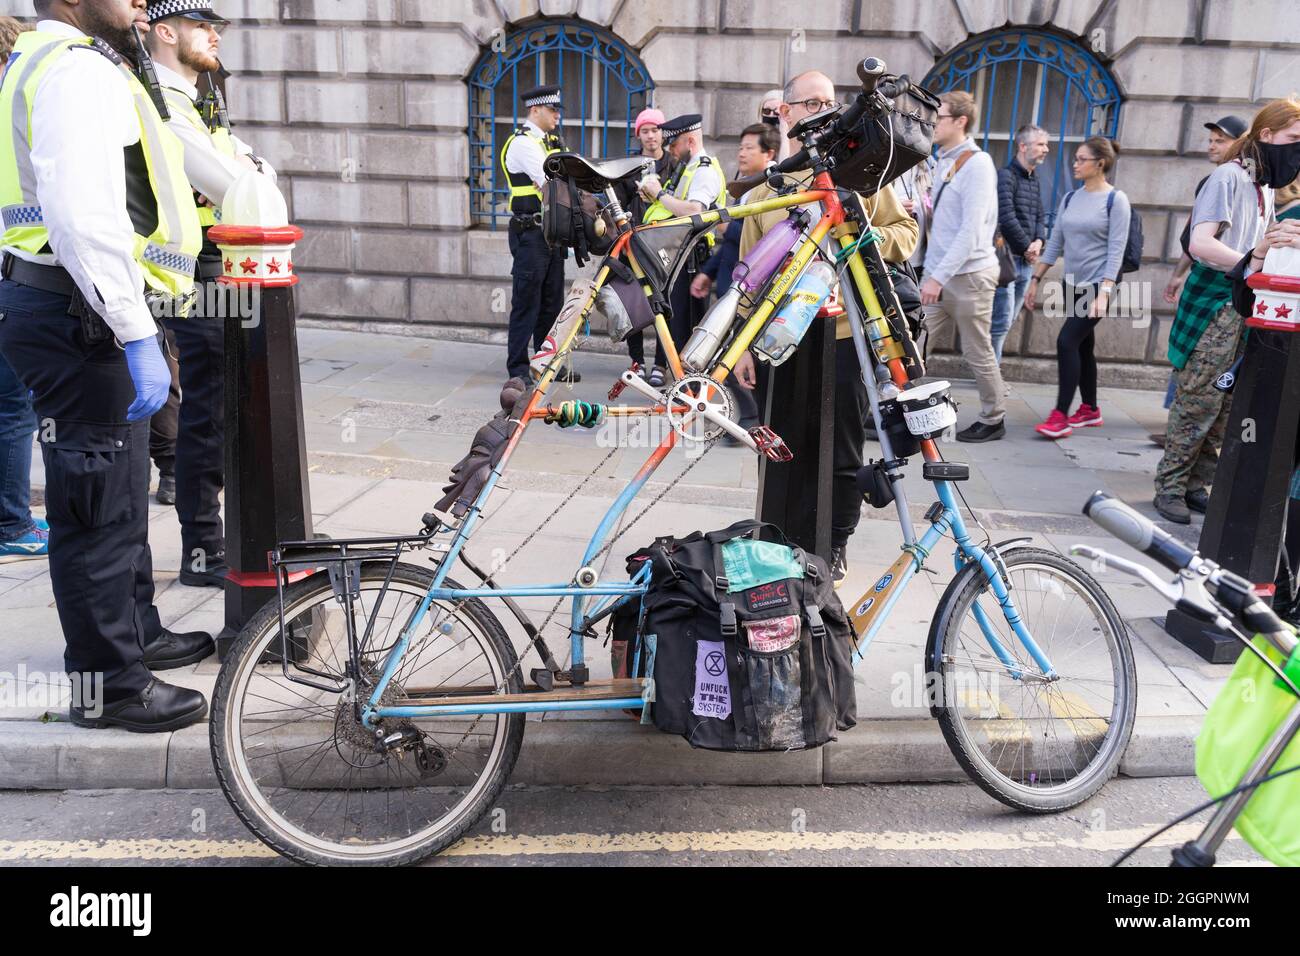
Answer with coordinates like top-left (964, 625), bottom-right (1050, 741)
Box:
top-left (123, 335), bottom-right (170, 422)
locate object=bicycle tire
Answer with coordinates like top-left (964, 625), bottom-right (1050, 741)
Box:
top-left (211, 563), bottom-right (524, 866)
top-left (927, 546), bottom-right (1137, 813)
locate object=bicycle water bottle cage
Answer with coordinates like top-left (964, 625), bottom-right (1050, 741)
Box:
top-left (749, 425), bottom-right (793, 462)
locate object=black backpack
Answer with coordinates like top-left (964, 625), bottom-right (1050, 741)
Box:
top-left (1062, 188), bottom-right (1143, 276)
top-left (614, 519), bottom-right (856, 752)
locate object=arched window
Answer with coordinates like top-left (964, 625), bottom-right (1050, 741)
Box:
top-left (468, 20), bottom-right (654, 228)
top-left (923, 30), bottom-right (1123, 224)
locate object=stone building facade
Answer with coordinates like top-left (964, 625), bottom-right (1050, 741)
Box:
top-left (9, 0), bottom-right (1300, 379)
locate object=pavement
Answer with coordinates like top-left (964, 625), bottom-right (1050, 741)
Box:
top-left (0, 325), bottom-right (1236, 791)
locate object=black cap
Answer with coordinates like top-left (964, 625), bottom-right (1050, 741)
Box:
top-left (660, 113), bottom-right (702, 141)
top-left (146, 0), bottom-right (228, 23)
top-left (521, 84), bottom-right (563, 109)
top-left (1205, 115), bottom-right (1248, 140)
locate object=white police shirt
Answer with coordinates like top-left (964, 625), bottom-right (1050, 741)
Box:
top-left (504, 118), bottom-right (549, 191)
top-left (679, 150), bottom-right (724, 209)
top-left (4, 20), bottom-right (164, 343)
top-left (154, 61), bottom-right (275, 206)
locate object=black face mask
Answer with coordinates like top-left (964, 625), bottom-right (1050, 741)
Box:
top-left (761, 114), bottom-right (780, 127)
top-left (1256, 140), bottom-right (1300, 188)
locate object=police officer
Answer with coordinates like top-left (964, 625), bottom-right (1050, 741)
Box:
top-left (145, 0), bottom-right (273, 586)
top-left (0, 0), bottom-right (212, 731)
top-left (637, 114), bottom-right (725, 387)
top-left (501, 84), bottom-right (577, 382)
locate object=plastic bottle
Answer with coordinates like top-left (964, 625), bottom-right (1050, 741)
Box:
top-left (752, 260), bottom-right (836, 366)
top-left (679, 211), bottom-right (809, 372)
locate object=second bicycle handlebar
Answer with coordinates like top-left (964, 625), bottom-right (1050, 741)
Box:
top-left (1083, 492), bottom-right (1197, 574)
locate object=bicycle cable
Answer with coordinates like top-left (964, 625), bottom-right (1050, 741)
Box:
top-left (1110, 761), bottom-right (1300, 867)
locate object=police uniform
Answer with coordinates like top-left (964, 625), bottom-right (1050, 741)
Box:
top-left (146, 0), bottom-right (276, 586)
top-left (645, 114), bottom-right (725, 372)
top-left (502, 84), bottom-right (567, 380)
top-left (0, 18), bottom-right (211, 725)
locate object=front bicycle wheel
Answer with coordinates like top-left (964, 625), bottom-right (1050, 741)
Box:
top-left (211, 563), bottom-right (524, 866)
top-left (928, 547), bottom-right (1136, 812)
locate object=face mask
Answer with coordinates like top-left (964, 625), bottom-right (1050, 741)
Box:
top-left (1255, 140), bottom-right (1300, 188)
top-left (761, 114), bottom-right (780, 127)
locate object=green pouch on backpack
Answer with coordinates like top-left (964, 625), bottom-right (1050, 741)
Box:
top-left (719, 538), bottom-right (805, 592)
top-left (1195, 632), bottom-right (1300, 867)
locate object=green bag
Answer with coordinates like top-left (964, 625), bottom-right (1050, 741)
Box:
top-left (1195, 632), bottom-right (1300, 867)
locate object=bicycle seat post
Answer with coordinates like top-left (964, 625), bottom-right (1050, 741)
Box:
top-left (604, 186), bottom-right (630, 227)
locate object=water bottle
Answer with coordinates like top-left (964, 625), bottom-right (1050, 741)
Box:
top-left (752, 260), bottom-right (836, 366)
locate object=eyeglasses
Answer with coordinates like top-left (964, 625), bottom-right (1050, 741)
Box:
top-left (787, 98), bottom-right (840, 113)
top-left (936, 111), bottom-right (953, 121)
top-left (1072, 155), bottom-right (1097, 165)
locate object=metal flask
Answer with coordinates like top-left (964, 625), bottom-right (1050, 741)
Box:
top-left (679, 284), bottom-right (743, 371)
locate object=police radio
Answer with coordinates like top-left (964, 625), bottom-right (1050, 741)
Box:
top-left (129, 24), bottom-right (170, 121)
top-left (200, 70), bottom-right (232, 133)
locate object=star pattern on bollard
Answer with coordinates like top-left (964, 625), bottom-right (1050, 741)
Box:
top-left (239, 257), bottom-right (258, 274)
top-left (1255, 301), bottom-right (1269, 316)
top-left (267, 258), bottom-right (282, 274)
top-left (1277, 303), bottom-right (1294, 320)
top-left (225, 257), bottom-right (233, 273)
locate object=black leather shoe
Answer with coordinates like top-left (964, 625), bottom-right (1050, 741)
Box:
top-left (1186, 488), bottom-right (1210, 514)
top-left (156, 474), bottom-right (176, 505)
top-left (178, 554), bottom-right (230, 588)
top-left (956, 420), bottom-right (1005, 443)
top-left (69, 678), bottom-right (207, 733)
top-left (143, 628), bottom-right (215, 669)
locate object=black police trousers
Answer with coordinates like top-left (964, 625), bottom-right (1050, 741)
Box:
top-left (148, 325), bottom-right (180, 477)
top-left (164, 278), bottom-right (225, 566)
top-left (506, 224), bottom-right (565, 380)
top-left (0, 279), bottom-right (159, 701)
top-left (832, 336), bottom-right (869, 551)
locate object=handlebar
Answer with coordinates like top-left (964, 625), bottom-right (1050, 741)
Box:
top-left (727, 147), bottom-right (812, 200)
top-left (1082, 492), bottom-right (1197, 574)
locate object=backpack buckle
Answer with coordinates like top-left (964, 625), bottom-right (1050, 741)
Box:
top-left (720, 602), bottom-right (738, 637)
top-left (805, 604), bottom-right (826, 639)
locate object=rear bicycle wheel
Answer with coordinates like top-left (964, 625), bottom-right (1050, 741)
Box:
top-left (928, 547), bottom-right (1136, 812)
top-left (211, 563), bottom-right (524, 866)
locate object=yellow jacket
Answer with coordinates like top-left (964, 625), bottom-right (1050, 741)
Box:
top-left (739, 172), bottom-right (918, 339)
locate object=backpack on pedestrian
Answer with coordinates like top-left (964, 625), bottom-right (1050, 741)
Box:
top-left (611, 519), bottom-right (857, 751)
top-left (1062, 188), bottom-right (1143, 276)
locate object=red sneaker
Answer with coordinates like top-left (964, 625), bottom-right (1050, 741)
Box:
top-left (1068, 404), bottom-right (1103, 428)
top-left (1035, 408), bottom-right (1073, 439)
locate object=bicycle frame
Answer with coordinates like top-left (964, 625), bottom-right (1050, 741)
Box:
top-left (344, 171), bottom-right (1055, 728)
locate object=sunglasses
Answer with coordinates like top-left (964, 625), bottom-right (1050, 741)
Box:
top-left (761, 106), bottom-right (780, 117)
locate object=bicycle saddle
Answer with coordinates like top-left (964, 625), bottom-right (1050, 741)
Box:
top-left (544, 152), bottom-right (650, 192)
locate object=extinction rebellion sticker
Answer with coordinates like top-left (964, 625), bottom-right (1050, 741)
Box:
top-left (874, 574), bottom-right (893, 592)
top-left (692, 640), bottom-right (732, 719)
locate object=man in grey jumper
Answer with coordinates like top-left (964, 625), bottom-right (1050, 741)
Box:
top-left (921, 91), bottom-right (1006, 442)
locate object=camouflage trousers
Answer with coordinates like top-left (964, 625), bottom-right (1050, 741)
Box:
top-left (1155, 301), bottom-right (1244, 497)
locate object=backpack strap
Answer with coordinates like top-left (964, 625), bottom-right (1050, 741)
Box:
top-left (1063, 188), bottom-right (1080, 211)
top-left (719, 601), bottom-right (738, 637)
top-left (1105, 189), bottom-right (1115, 215)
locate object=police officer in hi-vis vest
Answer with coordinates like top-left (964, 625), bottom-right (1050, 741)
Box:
top-left (0, 0), bottom-right (211, 732)
top-left (501, 83), bottom-right (578, 382)
top-left (636, 113), bottom-right (725, 387)
top-left (145, 0), bottom-right (274, 588)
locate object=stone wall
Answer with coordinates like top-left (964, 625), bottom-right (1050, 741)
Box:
top-left (6, 0), bottom-right (1297, 375)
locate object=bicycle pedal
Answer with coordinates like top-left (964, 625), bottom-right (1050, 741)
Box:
top-left (529, 668), bottom-right (555, 692)
top-left (608, 362), bottom-right (641, 400)
top-left (749, 425), bottom-right (793, 462)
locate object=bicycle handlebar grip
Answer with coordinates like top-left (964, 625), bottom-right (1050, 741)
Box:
top-left (857, 57), bottom-right (886, 91)
top-left (1083, 491), bottom-right (1197, 573)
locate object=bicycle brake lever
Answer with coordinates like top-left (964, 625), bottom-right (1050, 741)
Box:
top-left (1070, 545), bottom-right (1184, 604)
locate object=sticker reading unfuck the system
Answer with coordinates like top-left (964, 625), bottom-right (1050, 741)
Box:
top-left (693, 640), bottom-right (731, 720)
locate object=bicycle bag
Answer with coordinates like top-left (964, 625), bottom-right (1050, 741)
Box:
top-left (541, 177), bottom-right (614, 267)
top-left (825, 74), bottom-right (939, 196)
top-left (624, 519), bottom-right (857, 752)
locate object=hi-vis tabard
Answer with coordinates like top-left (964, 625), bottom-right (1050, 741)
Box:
top-left (162, 84), bottom-right (236, 227)
top-left (641, 152), bottom-right (727, 246)
top-left (499, 126), bottom-right (561, 214)
top-left (0, 31), bottom-right (201, 298)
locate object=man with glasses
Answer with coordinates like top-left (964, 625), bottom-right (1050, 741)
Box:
top-left (500, 84), bottom-right (575, 382)
top-left (734, 70), bottom-right (919, 583)
top-left (144, 0), bottom-right (274, 589)
top-left (921, 90), bottom-right (1005, 442)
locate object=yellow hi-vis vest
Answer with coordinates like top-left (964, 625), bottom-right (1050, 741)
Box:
top-left (499, 126), bottom-right (561, 214)
top-left (0, 31), bottom-right (201, 298)
top-left (642, 152), bottom-right (727, 245)
top-left (162, 84), bottom-right (237, 228)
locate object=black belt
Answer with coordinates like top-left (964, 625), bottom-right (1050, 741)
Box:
top-left (510, 212), bottom-right (543, 229)
top-left (197, 258), bottom-right (224, 280)
top-left (1, 252), bottom-right (77, 297)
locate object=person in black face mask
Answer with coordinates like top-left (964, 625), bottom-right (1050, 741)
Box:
top-left (1155, 97), bottom-right (1300, 524)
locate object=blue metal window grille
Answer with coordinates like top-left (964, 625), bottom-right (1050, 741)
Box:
top-left (923, 30), bottom-right (1123, 226)
top-left (469, 20), bottom-right (654, 228)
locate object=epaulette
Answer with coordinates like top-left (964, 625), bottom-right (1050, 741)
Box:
top-left (72, 38), bottom-right (124, 66)
top-left (695, 155), bottom-right (713, 167)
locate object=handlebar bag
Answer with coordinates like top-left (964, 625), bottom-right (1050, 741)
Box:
top-left (827, 75), bottom-right (939, 196)
top-left (1196, 630), bottom-right (1300, 866)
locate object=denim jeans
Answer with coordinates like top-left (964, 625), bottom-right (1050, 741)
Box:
top-left (990, 255), bottom-right (1032, 362)
top-left (0, 347), bottom-right (37, 541)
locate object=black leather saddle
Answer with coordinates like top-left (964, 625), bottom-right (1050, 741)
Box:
top-left (543, 152), bottom-right (650, 192)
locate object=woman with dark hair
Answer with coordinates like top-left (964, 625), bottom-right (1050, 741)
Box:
top-left (1024, 136), bottom-right (1131, 440)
